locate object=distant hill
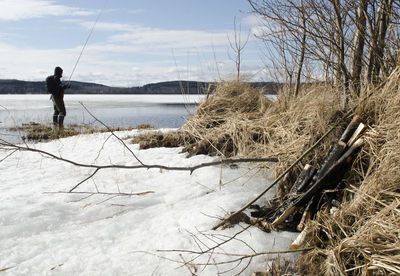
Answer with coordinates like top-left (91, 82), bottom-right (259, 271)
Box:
top-left (0, 79), bottom-right (279, 95)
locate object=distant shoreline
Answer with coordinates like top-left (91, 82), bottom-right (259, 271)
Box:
top-left (0, 79), bottom-right (280, 95)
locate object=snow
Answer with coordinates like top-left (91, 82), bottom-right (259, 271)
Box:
top-left (0, 130), bottom-right (298, 275)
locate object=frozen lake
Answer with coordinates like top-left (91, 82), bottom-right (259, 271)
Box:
top-left (0, 94), bottom-right (204, 129)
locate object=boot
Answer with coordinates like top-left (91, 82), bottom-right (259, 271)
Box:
top-left (58, 115), bottom-right (65, 130)
top-left (53, 115), bottom-right (58, 129)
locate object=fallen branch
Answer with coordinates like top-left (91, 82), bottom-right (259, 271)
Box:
top-left (0, 138), bottom-right (277, 192)
top-left (0, 141), bottom-right (277, 174)
top-left (144, 247), bottom-right (313, 267)
top-left (44, 190), bottom-right (155, 197)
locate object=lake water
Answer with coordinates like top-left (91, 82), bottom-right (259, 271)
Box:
top-left (0, 94), bottom-right (205, 128)
top-left (0, 94), bottom-right (205, 143)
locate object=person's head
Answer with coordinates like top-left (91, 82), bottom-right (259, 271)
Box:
top-left (54, 66), bottom-right (63, 78)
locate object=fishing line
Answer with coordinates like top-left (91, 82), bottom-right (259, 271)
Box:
top-left (68, 0), bottom-right (108, 84)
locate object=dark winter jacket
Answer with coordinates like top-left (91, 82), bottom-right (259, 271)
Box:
top-left (46, 75), bottom-right (65, 98)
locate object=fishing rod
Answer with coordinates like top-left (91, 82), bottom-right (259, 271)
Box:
top-left (67, 0), bottom-right (108, 85)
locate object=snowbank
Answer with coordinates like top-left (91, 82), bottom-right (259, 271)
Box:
top-left (0, 130), bottom-right (297, 275)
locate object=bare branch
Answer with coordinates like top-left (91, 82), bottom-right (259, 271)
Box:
top-left (0, 148), bottom-right (18, 163)
top-left (0, 140), bottom-right (277, 174)
top-left (79, 102), bottom-right (145, 166)
top-left (69, 168), bottom-right (100, 192)
top-left (158, 225), bottom-right (252, 255)
top-left (44, 190), bottom-right (155, 197)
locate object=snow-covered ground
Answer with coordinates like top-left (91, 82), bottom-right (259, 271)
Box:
top-left (0, 130), bottom-right (297, 275)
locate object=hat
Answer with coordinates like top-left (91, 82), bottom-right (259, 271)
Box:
top-left (54, 66), bottom-right (63, 77)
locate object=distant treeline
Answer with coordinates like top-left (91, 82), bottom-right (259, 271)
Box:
top-left (0, 79), bottom-right (279, 95)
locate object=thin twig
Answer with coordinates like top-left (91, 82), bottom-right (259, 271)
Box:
top-left (69, 168), bottom-right (100, 192)
top-left (94, 133), bottom-right (113, 162)
top-left (44, 190), bottom-right (154, 196)
top-left (0, 149), bottom-right (17, 162)
top-left (80, 102), bottom-right (146, 166)
top-left (0, 266), bottom-right (15, 272)
top-left (158, 225), bottom-right (252, 255)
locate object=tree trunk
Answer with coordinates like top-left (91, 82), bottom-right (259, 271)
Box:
top-left (367, 0), bottom-right (394, 83)
top-left (351, 0), bottom-right (368, 96)
top-left (294, 0), bottom-right (307, 97)
top-left (373, 0), bottom-right (393, 81)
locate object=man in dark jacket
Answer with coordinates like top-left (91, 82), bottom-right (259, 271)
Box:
top-left (46, 66), bottom-right (70, 129)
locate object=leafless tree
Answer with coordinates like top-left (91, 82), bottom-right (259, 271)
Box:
top-left (228, 17), bottom-right (250, 81)
top-left (248, 0), bottom-right (400, 97)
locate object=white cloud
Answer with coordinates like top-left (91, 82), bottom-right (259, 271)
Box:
top-left (0, 0), bottom-right (93, 21)
top-left (108, 27), bottom-right (229, 52)
top-left (76, 20), bottom-right (137, 32)
top-left (127, 9), bottom-right (145, 15)
top-left (67, 19), bottom-right (231, 56)
top-left (63, 19), bottom-right (232, 58)
top-left (0, 41), bottom-right (224, 86)
top-left (242, 15), bottom-right (262, 27)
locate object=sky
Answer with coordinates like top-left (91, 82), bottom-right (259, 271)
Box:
top-left (0, 0), bottom-right (267, 87)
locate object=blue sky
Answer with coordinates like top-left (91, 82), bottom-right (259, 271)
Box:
top-left (0, 0), bottom-right (266, 87)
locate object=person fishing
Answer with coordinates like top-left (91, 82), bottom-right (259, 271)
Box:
top-left (46, 66), bottom-right (70, 129)
top-left (44, 1), bottom-right (103, 131)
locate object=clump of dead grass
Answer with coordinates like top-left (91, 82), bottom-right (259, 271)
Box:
top-left (131, 130), bottom-right (190, 149)
top-left (195, 82), bottom-right (348, 203)
top-left (297, 68), bottom-right (400, 275)
top-left (133, 81), bottom-right (346, 169)
top-left (9, 122), bottom-right (137, 142)
top-left (132, 81), bottom-right (274, 157)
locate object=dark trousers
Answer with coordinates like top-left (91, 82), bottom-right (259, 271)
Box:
top-left (52, 95), bottom-right (66, 128)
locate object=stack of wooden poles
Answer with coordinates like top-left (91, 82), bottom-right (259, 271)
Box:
top-left (250, 116), bottom-right (366, 247)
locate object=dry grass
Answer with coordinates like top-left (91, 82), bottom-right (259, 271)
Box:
top-left (296, 68), bottom-right (400, 275)
top-left (131, 130), bottom-right (189, 149)
top-left (133, 81), bottom-right (345, 160)
top-left (9, 122), bottom-right (137, 142)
